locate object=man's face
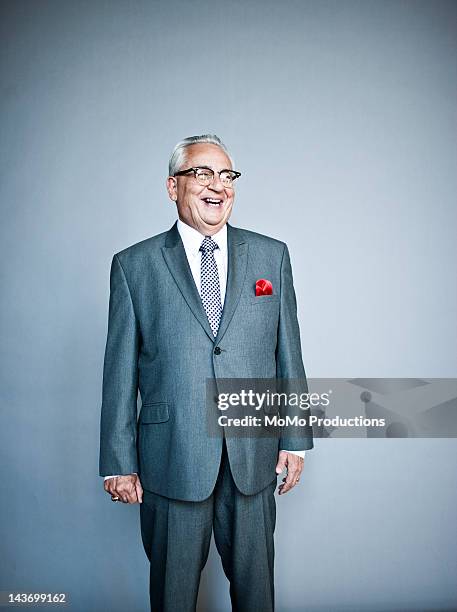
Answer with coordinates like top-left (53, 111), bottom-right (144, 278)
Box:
top-left (166, 143), bottom-right (236, 235)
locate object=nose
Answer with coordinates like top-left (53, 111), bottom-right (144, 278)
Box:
top-left (208, 173), bottom-right (224, 192)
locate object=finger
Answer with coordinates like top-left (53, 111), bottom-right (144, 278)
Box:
top-left (277, 454), bottom-right (305, 495)
top-left (275, 451), bottom-right (288, 474)
top-left (286, 464), bottom-right (300, 481)
top-left (105, 476), bottom-right (122, 495)
top-left (278, 481), bottom-right (295, 495)
top-left (104, 477), bottom-right (114, 493)
top-left (107, 475), bottom-right (138, 503)
top-left (278, 469), bottom-right (300, 495)
top-left (128, 479), bottom-right (142, 504)
top-left (110, 485), bottom-right (131, 504)
top-left (120, 485), bottom-right (137, 504)
top-left (286, 458), bottom-right (303, 482)
top-left (135, 478), bottom-right (144, 504)
top-left (112, 487), bottom-right (127, 503)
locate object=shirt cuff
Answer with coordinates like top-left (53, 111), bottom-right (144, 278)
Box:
top-left (281, 449), bottom-right (306, 458)
top-left (103, 473), bottom-right (137, 480)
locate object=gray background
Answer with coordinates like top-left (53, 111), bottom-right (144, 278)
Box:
top-left (1, 0), bottom-right (456, 610)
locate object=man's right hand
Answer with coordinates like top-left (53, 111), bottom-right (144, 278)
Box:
top-left (104, 474), bottom-right (143, 504)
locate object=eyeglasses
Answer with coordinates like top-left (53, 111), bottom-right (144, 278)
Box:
top-left (174, 167), bottom-right (241, 188)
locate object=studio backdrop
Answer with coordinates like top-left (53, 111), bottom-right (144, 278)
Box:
top-left (1, 1), bottom-right (456, 611)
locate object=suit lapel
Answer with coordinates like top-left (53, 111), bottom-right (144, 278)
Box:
top-left (161, 221), bottom-right (248, 344)
top-left (161, 221), bottom-right (214, 341)
top-left (215, 223), bottom-right (248, 343)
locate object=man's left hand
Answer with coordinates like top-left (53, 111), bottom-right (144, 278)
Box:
top-left (275, 451), bottom-right (304, 495)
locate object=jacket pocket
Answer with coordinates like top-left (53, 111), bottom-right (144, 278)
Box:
top-left (139, 402), bottom-right (169, 423)
top-left (250, 295), bottom-right (280, 305)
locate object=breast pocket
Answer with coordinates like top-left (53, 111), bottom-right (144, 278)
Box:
top-left (249, 295), bottom-right (280, 305)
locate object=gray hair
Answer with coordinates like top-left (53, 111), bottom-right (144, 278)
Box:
top-left (168, 134), bottom-right (234, 176)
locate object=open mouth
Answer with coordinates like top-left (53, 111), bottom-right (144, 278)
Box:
top-left (201, 198), bottom-right (224, 207)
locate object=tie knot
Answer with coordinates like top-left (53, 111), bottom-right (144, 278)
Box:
top-left (200, 236), bottom-right (219, 254)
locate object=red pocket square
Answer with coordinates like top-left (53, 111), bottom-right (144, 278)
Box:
top-left (255, 279), bottom-right (273, 296)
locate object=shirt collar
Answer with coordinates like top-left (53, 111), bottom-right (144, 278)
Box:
top-left (177, 218), bottom-right (227, 256)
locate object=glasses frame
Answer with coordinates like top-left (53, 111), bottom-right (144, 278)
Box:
top-left (174, 166), bottom-right (241, 188)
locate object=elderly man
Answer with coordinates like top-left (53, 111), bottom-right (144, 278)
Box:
top-left (99, 134), bottom-right (313, 611)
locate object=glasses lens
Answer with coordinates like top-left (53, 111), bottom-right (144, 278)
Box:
top-left (220, 171), bottom-right (236, 187)
top-left (195, 169), bottom-right (213, 185)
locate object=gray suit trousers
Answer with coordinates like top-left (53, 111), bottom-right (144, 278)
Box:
top-left (140, 438), bottom-right (277, 612)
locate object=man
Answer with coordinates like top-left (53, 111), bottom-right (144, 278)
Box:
top-left (99, 134), bottom-right (313, 612)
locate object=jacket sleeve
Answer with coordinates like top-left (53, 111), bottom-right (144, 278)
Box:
top-left (99, 254), bottom-right (140, 476)
top-left (276, 244), bottom-right (314, 451)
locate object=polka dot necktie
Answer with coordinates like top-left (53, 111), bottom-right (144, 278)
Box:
top-left (199, 236), bottom-right (222, 337)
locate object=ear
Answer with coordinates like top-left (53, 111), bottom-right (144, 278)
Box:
top-left (166, 176), bottom-right (178, 202)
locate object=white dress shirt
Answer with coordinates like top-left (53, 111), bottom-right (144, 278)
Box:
top-left (104, 219), bottom-right (304, 480)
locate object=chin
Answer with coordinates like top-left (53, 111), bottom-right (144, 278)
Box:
top-left (202, 213), bottom-right (225, 225)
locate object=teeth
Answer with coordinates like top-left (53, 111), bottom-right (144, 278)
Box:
top-left (203, 198), bottom-right (222, 205)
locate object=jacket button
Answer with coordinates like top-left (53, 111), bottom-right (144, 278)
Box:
top-left (214, 347), bottom-right (221, 355)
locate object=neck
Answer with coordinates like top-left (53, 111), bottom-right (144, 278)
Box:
top-left (178, 216), bottom-right (226, 237)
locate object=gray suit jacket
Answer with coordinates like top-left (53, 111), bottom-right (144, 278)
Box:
top-left (99, 221), bottom-right (313, 501)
